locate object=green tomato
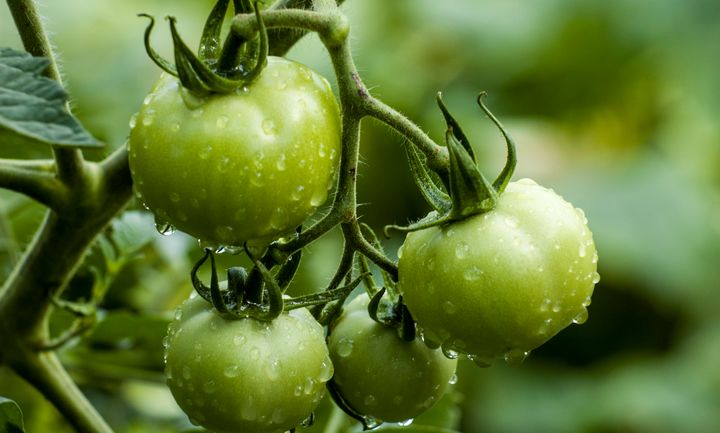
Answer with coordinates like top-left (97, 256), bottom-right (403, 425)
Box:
top-left (164, 293), bottom-right (334, 433)
top-left (327, 294), bottom-right (458, 423)
top-left (128, 56), bottom-right (342, 246)
top-left (398, 179), bottom-right (599, 365)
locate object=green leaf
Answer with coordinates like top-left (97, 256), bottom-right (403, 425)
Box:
top-left (0, 47), bottom-right (100, 148)
top-left (0, 397), bottom-right (25, 433)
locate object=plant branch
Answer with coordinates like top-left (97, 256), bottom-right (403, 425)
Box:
top-left (0, 164), bottom-right (66, 209)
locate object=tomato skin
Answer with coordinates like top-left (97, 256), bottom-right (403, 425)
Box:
top-left (164, 294), bottom-right (334, 433)
top-left (327, 294), bottom-right (457, 422)
top-left (398, 179), bottom-right (598, 362)
top-left (128, 56), bottom-right (342, 246)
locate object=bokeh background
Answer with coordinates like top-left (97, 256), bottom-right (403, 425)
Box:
top-left (1, 0), bottom-right (719, 432)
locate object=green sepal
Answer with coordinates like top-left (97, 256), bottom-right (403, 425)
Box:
top-left (446, 129), bottom-right (497, 219)
top-left (437, 92), bottom-right (476, 162)
top-left (326, 378), bottom-right (375, 430)
top-left (405, 143), bottom-right (452, 214)
top-left (138, 14), bottom-right (177, 76)
top-left (198, 0), bottom-right (231, 63)
top-left (478, 92), bottom-right (517, 194)
top-left (396, 297), bottom-right (416, 342)
top-left (244, 243), bottom-right (284, 321)
top-left (276, 249), bottom-right (302, 293)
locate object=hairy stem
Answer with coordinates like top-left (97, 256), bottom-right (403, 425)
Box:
top-left (6, 0), bottom-right (85, 183)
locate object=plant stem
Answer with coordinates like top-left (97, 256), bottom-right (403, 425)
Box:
top-left (6, 0), bottom-right (85, 183)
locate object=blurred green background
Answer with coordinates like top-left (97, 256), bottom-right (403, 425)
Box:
top-left (2, 0), bottom-right (720, 432)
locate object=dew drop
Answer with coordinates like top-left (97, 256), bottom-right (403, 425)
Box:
top-left (128, 112), bottom-right (138, 128)
top-left (272, 408), bottom-right (286, 424)
top-left (504, 216), bottom-right (519, 228)
top-left (224, 364), bottom-right (240, 378)
top-left (154, 217), bottom-right (175, 236)
top-left (363, 416), bottom-right (380, 429)
top-left (503, 349), bottom-right (530, 365)
top-left (303, 377), bottom-right (315, 395)
top-left (336, 337), bottom-right (354, 357)
top-left (578, 242), bottom-right (587, 258)
top-left (448, 373), bottom-right (458, 385)
top-left (216, 116), bottom-right (229, 128)
top-left (240, 395), bottom-right (257, 421)
top-left (364, 394), bottom-right (376, 406)
top-left (277, 80), bottom-right (288, 90)
top-left (294, 385), bottom-right (303, 396)
top-left (270, 208), bottom-right (288, 230)
top-left (592, 251), bottom-right (599, 264)
top-left (174, 308), bottom-right (183, 321)
top-left (319, 356), bottom-right (334, 382)
top-left (143, 94), bottom-right (152, 105)
top-left (552, 302), bottom-right (562, 313)
top-left (169, 192), bottom-right (180, 203)
top-left (592, 272), bottom-right (601, 284)
top-left (318, 143), bottom-right (327, 158)
top-left (142, 109), bottom-right (155, 126)
top-left (463, 266), bottom-right (482, 281)
top-left (203, 380), bottom-right (216, 394)
top-left (442, 347), bottom-right (459, 359)
top-left (455, 242), bottom-right (470, 259)
top-left (250, 346), bottom-right (260, 361)
top-left (442, 301), bottom-right (457, 315)
top-left (215, 226), bottom-right (234, 241)
top-left (275, 153), bottom-right (287, 171)
top-left (291, 185), bottom-right (305, 201)
top-left (182, 365), bottom-right (192, 380)
top-left (198, 145), bottom-right (212, 160)
top-left (392, 395), bottom-right (403, 406)
top-left (398, 419), bottom-right (414, 427)
top-left (266, 359), bottom-right (281, 381)
top-left (233, 335), bottom-right (246, 346)
top-left (468, 354), bottom-right (494, 368)
top-left (310, 190), bottom-right (326, 207)
top-left (572, 309), bottom-right (589, 324)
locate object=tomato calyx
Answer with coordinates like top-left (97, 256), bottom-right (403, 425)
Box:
top-left (386, 92), bottom-right (517, 235)
top-left (191, 246), bottom-right (364, 322)
top-left (139, 0), bottom-right (268, 95)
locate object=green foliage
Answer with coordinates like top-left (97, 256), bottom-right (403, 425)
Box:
top-left (0, 48), bottom-right (98, 148)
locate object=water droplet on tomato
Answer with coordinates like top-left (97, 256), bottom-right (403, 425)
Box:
top-left (398, 418), bottom-right (414, 427)
top-left (318, 143), bottom-right (327, 158)
top-left (271, 408), bottom-right (286, 424)
top-left (310, 190), bottom-right (326, 207)
top-left (463, 266), bottom-right (482, 281)
top-left (240, 395), bottom-right (257, 420)
top-left (572, 308), bottom-right (588, 324)
top-left (215, 226), bottom-right (234, 241)
top-left (128, 113), bottom-right (138, 128)
top-left (262, 119), bottom-right (277, 136)
top-left (233, 335), bottom-right (246, 346)
top-left (364, 394), bottom-right (376, 406)
top-left (169, 192), bottom-right (180, 203)
top-left (182, 366), bottom-right (192, 380)
top-left (448, 373), bottom-right (458, 385)
top-left (468, 354), bottom-right (493, 368)
top-left (265, 359), bottom-right (281, 381)
top-left (216, 116), bottom-right (229, 129)
top-left (303, 377), bottom-right (315, 395)
top-left (442, 301), bottom-right (457, 315)
top-left (154, 217), bottom-right (175, 236)
top-left (198, 145), bottom-right (212, 160)
top-left (336, 337), bottom-right (354, 357)
top-left (442, 347), bottom-right (459, 359)
top-left (578, 242), bottom-right (587, 258)
top-left (319, 356), bottom-right (334, 382)
top-left (454, 241), bottom-right (470, 259)
top-left (291, 185), bottom-right (305, 201)
top-left (223, 365), bottom-right (240, 378)
top-left (503, 349), bottom-right (530, 364)
top-left (592, 272), bottom-right (601, 284)
top-left (275, 153), bottom-right (287, 171)
top-left (203, 379), bottom-right (216, 394)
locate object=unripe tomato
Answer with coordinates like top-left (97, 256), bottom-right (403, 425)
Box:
top-left (398, 179), bottom-right (599, 364)
top-left (164, 294), bottom-right (334, 433)
top-left (128, 56), bottom-right (342, 246)
top-left (327, 294), bottom-right (457, 423)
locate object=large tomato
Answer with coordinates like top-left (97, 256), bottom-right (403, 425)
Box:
top-left (128, 56), bottom-right (342, 246)
top-left (398, 179), bottom-right (599, 364)
top-left (164, 293), bottom-right (334, 433)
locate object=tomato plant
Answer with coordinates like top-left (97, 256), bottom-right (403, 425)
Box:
top-left (398, 178), bottom-right (598, 364)
top-left (128, 56), bottom-right (342, 246)
top-left (164, 293), bottom-right (333, 433)
top-left (328, 293), bottom-right (457, 423)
